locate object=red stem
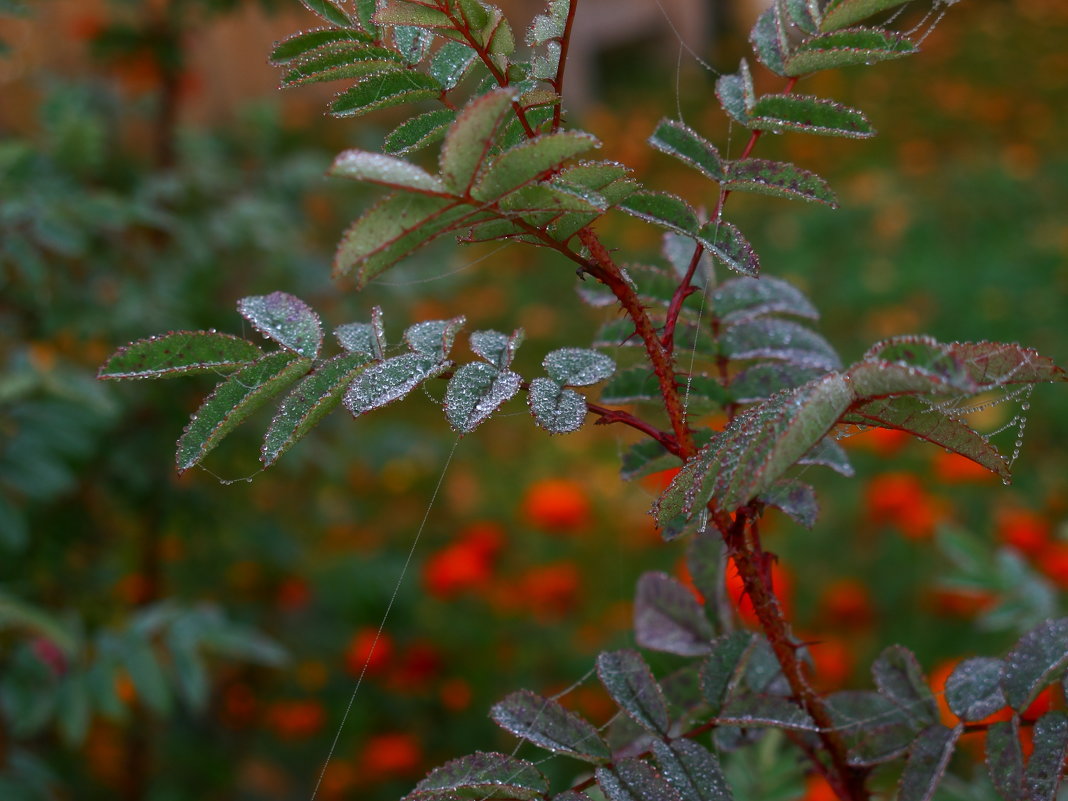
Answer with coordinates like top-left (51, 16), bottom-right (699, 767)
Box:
top-left (550, 0), bottom-right (580, 131)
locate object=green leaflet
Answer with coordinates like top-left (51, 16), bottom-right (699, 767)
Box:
top-left (1025, 712), bottom-right (1068, 801)
top-left (758, 479), bottom-right (819, 528)
top-left (444, 362), bottom-right (522, 433)
top-left (393, 25), bottom-right (434, 65)
top-left (176, 351), bottom-right (312, 473)
top-left (384, 109), bottom-right (456, 155)
top-left (944, 658), bottom-right (1006, 721)
top-left (299, 0), bottom-right (354, 27)
top-left (429, 40), bottom-right (478, 90)
top-left (820, 0), bottom-right (911, 32)
top-left (330, 71), bottom-right (442, 118)
top-left (652, 739), bottom-right (733, 801)
top-left (411, 753), bottom-right (549, 801)
top-left (542, 347), bottom-right (614, 386)
top-left (784, 28), bottom-right (917, 76)
top-left (404, 316), bottom-right (466, 359)
top-left (333, 193), bottom-right (478, 287)
top-left (843, 396), bottom-right (1010, 480)
top-left (872, 645), bottom-right (939, 728)
top-left (469, 328), bottom-right (524, 368)
top-left (711, 275), bottom-right (818, 325)
top-left (527, 377), bottom-right (587, 434)
top-left (723, 158), bottom-right (838, 207)
top-left (439, 89), bottom-right (516, 194)
top-left (718, 694), bottom-right (819, 731)
top-left (279, 45), bottom-right (405, 87)
top-left (344, 353), bottom-right (451, 415)
top-left (98, 331), bottom-right (261, 380)
top-left (596, 650), bottom-right (671, 735)
top-left (599, 366), bottom-right (663, 404)
top-left (261, 353), bottom-right (372, 466)
top-left (655, 374), bottom-right (853, 519)
top-left (749, 94), bottom-right (875, 139)
top-left (238, 291), bottom-right (323, 359)
top-left (269, 28), bottom-right (373, 65)
top-left (749, 4), bottom-right (789, 75)
top-left (715, 60), bottom-right (755, 125)
top-left (634, 572), bottom-right (715, 657)
top-left (618, 190), bottom-right (699, 237)
top-left (696, 220), bottom-right (759, 276)
top-left (490, 689), bottom-right (611, 763)
top-left (700, 631), bottom-right (756, 714)
top-left (597, 760), bottom-right (684, 801)
top-left (649, 119), bottom-right (724, 181)
top-left (985, 719), bottom-right (1025, 800)
top-left (329, 149), bottom-right (446, 194)
top-left (1000, 618), bottom-right (1068, 712)
top-left (783, 0), bottom-right (822, 35)
top-left (373, 2), bottom-right (453, 29)
top-left (471, 131), bottom-right (600, 201)
top-left (897, 725), bottom-right (961, 801)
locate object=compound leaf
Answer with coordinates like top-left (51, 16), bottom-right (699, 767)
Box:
top-left (528, 377), bottom-right (586, 433)
top-left (261, 353), bottom-right (372, 466)
top-left (634, 572), bottom-right (715, 657)
top-left (408, 752), bottom-right (548, 800)
top-left (490, 689), bottom-right (610, 763)
top-left (597, 650), bottom-right (671, 735)
top-left (445, 362), bottom-right (522, 433)
top-left (99, 332), bottom-right (261, 380)
top-left (723, 159), bottom-right (838, 207)
top-left (176, 351), bottom-right (312, 473)
top-left (238, 292), bottom-right (322, 358)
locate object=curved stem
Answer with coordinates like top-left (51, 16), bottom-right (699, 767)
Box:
top-left (550, 0), bottom-right (580, 131)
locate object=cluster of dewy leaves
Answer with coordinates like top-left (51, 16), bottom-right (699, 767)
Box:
top-left (270, 0), bottom-right (639, 289)
top-left (655, 336), bottom-right (1066, 529)
top-left (99, 292), bottom-right (619, 469)
top-left (619, 0), bottom-right (932, 283)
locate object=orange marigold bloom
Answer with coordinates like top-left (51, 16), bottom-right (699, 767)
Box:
top-left (266, 699), bottom-right (325, 740)
top-left (865, 472), bottom-right (946, 539)
top-left (344, 628), bottom-right (393, 677)
top-left (996, 508), bottom-right (1051, 556)
top-left (361, 732), bottom-right (423, 780)
top-left (521, 478), bottom-right (590, 531)
top-left (933, 451), bottom-right (995, 483)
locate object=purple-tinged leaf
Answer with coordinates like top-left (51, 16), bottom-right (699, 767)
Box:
top-left (384, 109), bottom-right (457, 156)
top-left (334, 319), bottom-right (382, 359)
top-left (596, 760), bottom-right (683, 801)
top-left (655, 374), bottom-right (852, 519)
top-left (872, 645), bottom-right (939, 728)
top-left (269, 27), bottom-right (373, 64)
top-left (554, 794), bottom-right (592, 801)
top-left (176, 352), bottom-right (312, 473)
top-left (846, 361), bottom-right (964, 398)
top-left (715, 60), bottom-right (754, 125)
top-left (729, 363), bottom-right (828, 403)
top-left (686, 530), bottom-right (723, 614)
top-left (797, 437), bottom-right (854, 476)
top-left (844, 396), bottom-right (1010, 481)
top-left (696, 221), bottom-right (759, 277)
top-left (651, 739), bottom-right (732, 801)
top-left (404, 317), bottom-right (466, 359)
top-left (470, 328), bottom-right (524, 369)
top-left (950, 341), bottom-right (1067, 388)
top-left (543, 348), bottom-right (615, 387)
top-left (329, 150), bottom-right (446, 193)
top-left (439, 90), bottom-right (516, 194)
top-left (344, 353), bottom-right (451, 416)
top-left (445, 362), bottom-right (522, 433)
top-left (99, 332), bottom-right (261, 380)
top-left (897, 724), bottom-right (961, 801)
top-left (749, 94), bottom-right (874, 139)
top-left (711, 276), bottom-right (818, 325)
top-left (280, 45), bottom-right (405, 87)
top-left (238, 292), bottom-right (322, 359)
top-left (634, 572), bottom-right (715, 657)
top-left (945, 657), bottom-right (1006, 722)
top-left (784, 27), bottom-right (917, 76)
top-left (1024, 711), bottom-right (1068, 801)
top-left (334, 194), bottom-right (480, 287)
top-left (1001, 618), bottom-right (1068, 711)
top-left (597, 650), bottom-right (670, 735)
top-left (743, 636), bottom-right (787, 694)
top-left (700, 631), bottom-right (756, 713)
top-left (820, 0), bottom-right (910, 32)
top-left (825, 690), bottom-right (917, 765)
top-left (858, 335), bottom-right (975, 392)
top-left (472, 132), bottom-right (601, 201)
top-left (299, 0), bottom-right (353, 27)
top-left (758, 479), bottom-right (818, 528)
top-left (618, 191), bottom-right (699, 236)
top-left (528, 377), bottom-right (587, 433)
top-left (330, 71), bottom-right (441, 117)
top-left (261, 353), bottom-right (372, 466)
top-left (490, 689), bottom-right (611, 763)
top-left (985, 719), bottom-right (1025, 801)
top-left (749, 5), bottom-right (788, 75)
top-left (723, 318), bottom-right (840, 370)
top-left (649, 119), bottom-right (724, 181)
top-left (724, 158), bottom-right (838, 207)
top-left (406, 751), bottom-right (548, 800)
top-left (719, 693), bottom-right (818, 731)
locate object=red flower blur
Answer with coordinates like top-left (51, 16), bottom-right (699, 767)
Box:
top-left (359, 732), bottom-right (423, 781)
top-left (865, 472), bottom-right (947, 539)
top-left (423, 522), bottom-right (503, 599)
top-left (521, 478), bottom-right (591, 531)
top-left (266, 699), bottom-right (325, 740)
top-left (344, 628), bottom-right (393, 677)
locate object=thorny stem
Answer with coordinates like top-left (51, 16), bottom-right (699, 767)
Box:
top-left (661, 242), bottom-right (703, 353)
top-left (550, 0), bottom-right (580, 132)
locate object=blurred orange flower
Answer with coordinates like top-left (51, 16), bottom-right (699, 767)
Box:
top-left (818, 579), bottom-right (876, 628)
top-left (801, 774), bottom-right (839, 801)
top-left (933, 451), bottom-right (995, 483)
top-left (518, 562), bottom-right (581, 620)
top-left (1037, 541), bottom-right (1068, 588)
top-left (389, 641), bottom-right (443, 692)
top-left (928, 586), bottom-right (997, 618)
top-left (996, 507), bottom-right (1051, 556)
top-left (865, 472), bottom-right (948, 539)
top-left (423, 524), bottom-right (503, 599)
top-left (266, 699), bottom-right (325, 740)
top-left (360, 732), bottom-right (423, 780)
top-left (521, 478), bottom-right (590, 531)
top-left (803, 634), bottom-right (855, 690)
top-left (344, 628), bottom-right (393, 677)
